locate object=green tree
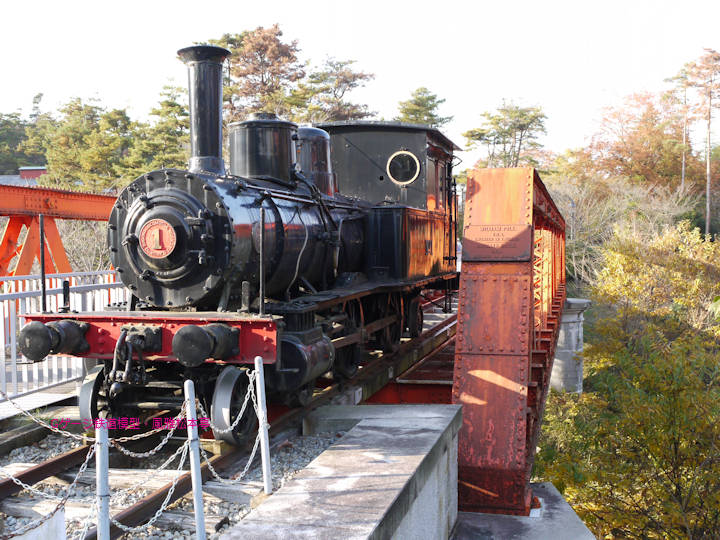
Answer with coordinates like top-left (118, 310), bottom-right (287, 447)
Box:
top-left (395, 87), bottom-right (452, 127)
top-left (122, 86), bottom-right (189, 178)
top-left (0, 94), bottom-right (49, 173)
top-left (295, 58), bottom-right (374, 122)
top-left (0, 112), bottom-right (29, 174)
top-left (536, 222), bottom-right (720, 537)
top-left (25, 98), bottom-right (135, 192)
top-left (463, 102), bottom-right (546, 167)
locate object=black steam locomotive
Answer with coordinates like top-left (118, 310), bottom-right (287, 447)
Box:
top-left (19, 45), bottom-right (459, 444)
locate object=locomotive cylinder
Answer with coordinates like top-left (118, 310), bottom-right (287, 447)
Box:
top-left (177, 45), bottom-right (230, 175)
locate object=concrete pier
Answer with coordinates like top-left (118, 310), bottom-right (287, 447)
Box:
top-left (221, 404), bottom-right (462, 540)
top-left (550, 298), bottom-right (591, 393)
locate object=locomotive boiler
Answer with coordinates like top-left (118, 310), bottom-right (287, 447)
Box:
top-left (18, 45), bottom-right (459, 444)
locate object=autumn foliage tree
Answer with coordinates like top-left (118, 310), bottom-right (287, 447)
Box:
top-left (584, 92), bottom-right (696, 186)
top-left (686, 49), bottom-right (720, 234)
top-left (211, 26), bottom-right (374, 123)
top-left (536, 222), bottom-right (720, 538)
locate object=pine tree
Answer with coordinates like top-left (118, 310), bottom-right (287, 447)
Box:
top-left (395, 87), bottom-right (452, 127)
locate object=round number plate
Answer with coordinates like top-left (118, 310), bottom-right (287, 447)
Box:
top-left (139, 219), bottom-right (176, 259)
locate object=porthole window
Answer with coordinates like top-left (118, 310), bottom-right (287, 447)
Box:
top-left (386, 150), bottom-right (420, 186)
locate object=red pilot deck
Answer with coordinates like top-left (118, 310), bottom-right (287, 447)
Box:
top-left (23, 311), bottom-right (279, 364)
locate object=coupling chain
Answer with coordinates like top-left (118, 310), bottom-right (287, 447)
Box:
top-left (110, 439), bottom-right (190, 534)
top-left (199, 432), bottom-right (261, 485)
top-left (0, 444), bottom-right (96, 540)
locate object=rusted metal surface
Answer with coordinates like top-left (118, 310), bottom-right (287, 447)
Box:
top-left (0, 445), bottom-right (90, 500)
top-left (366, 340), bottom-right (456, 404)
top-left (453, 167), bottom-right (565, 515)
top-left (0, 185), bottom-right (115, 277)
top-left (0, 184), bottom-right (115, 221)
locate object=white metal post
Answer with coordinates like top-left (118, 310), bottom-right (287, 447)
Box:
top-left (96, 421), bottom-right (110, 540)
top-left (184, 379), bottom-right (207, 540)
top-left (254, 355), bottom-right (272, 494)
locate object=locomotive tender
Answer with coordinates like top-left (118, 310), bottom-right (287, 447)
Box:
top-left (18, 45), bottom-right (459, 444)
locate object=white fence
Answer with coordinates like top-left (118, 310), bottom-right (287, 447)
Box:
top-left (0, 271), bottom-right (128, 401)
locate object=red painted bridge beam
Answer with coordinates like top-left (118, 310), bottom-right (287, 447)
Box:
top-left (453, 168), bottom-right (566, 515)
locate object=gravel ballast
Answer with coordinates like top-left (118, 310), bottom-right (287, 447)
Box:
top-left (0, 431), bottom-right (343, 539)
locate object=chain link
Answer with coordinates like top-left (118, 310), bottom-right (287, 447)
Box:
top-left (110, 439), bottom-right (190, 534)
top-left (0, 389), bottom-right (187, 443)
top-left (200, 432), bottom-right (262, 485)
top-left (0, 367), bottom-right (269, 537)
top-left (196, 370), bottom-right (257, 435)
top-left (0, 444), bottom-right (96, 540)
top-left (73, 499), bottom-right (97, 540)
top-left (110, 402), bottom-right (187, 458)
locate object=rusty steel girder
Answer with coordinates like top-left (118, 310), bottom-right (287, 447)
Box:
top-left (0, 184), bottom-right (116, 276)
top-left (453, 168), bottom-right (566, 515)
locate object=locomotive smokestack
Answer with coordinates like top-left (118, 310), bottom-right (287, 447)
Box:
top-left (177, 45), bottom-right (230, 175)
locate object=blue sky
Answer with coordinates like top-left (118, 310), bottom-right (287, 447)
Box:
top-left (3, 0), bottom-right (719, 169)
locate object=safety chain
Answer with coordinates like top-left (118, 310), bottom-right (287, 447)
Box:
top-left (0, 431), bottom-right (189, 506)
top-left (103, 437), bottom-right (189, 503)
top-left (110, 439), bottom-right (190, 534)
top-left (110, 401), bottom-right (187, 458)
top-left (73, 499), bottom-right (97, 540)
top-left (0, 444), bottom-right (96, 540)
top-left (199, 432), bottom-right (261, 485)
top-left (195, 370), bottom-right (258, 435)
top-left (0, 388), bottom-right (186, 443)
top-left (195, 370), bottom-right (270, 485)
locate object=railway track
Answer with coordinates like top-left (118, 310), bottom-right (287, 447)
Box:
top-left (0, 301), bottom-right (456, 539)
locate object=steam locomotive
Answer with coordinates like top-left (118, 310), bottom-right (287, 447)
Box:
top-left (18, 45), bottom-right (459, 444)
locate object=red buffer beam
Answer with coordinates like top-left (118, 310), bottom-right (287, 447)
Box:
top-left (453, 168), bottom-right (566, 515)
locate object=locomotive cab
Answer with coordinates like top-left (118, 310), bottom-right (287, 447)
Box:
top-left (317, 121), bottom-right (461, 281)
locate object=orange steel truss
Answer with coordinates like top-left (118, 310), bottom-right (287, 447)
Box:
top-left (453, 167), bottom-right (566, 515)
top-left (0, 184), bottom-right (115, 276)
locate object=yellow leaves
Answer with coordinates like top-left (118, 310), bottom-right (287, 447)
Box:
top-left (534, 221), bottom-right (720, 537)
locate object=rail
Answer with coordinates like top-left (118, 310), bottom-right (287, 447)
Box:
top-left (0, 270), bottom-right (127, 402)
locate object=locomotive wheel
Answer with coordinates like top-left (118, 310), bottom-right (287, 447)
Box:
top-left (334, 345), bottom-right (361, 379)
top-left (284, 382), bottom-right (315, 408)
top-left (378, 294), bottom-right (403, 352)
top-left (79, 366), bottom-right (110, 425)
top-left (211, 366), bottom-right (258, 445)
top-left (334, 300), bottom-right (363, 379)
top-left (407, 296), bottom-right (424, 338)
